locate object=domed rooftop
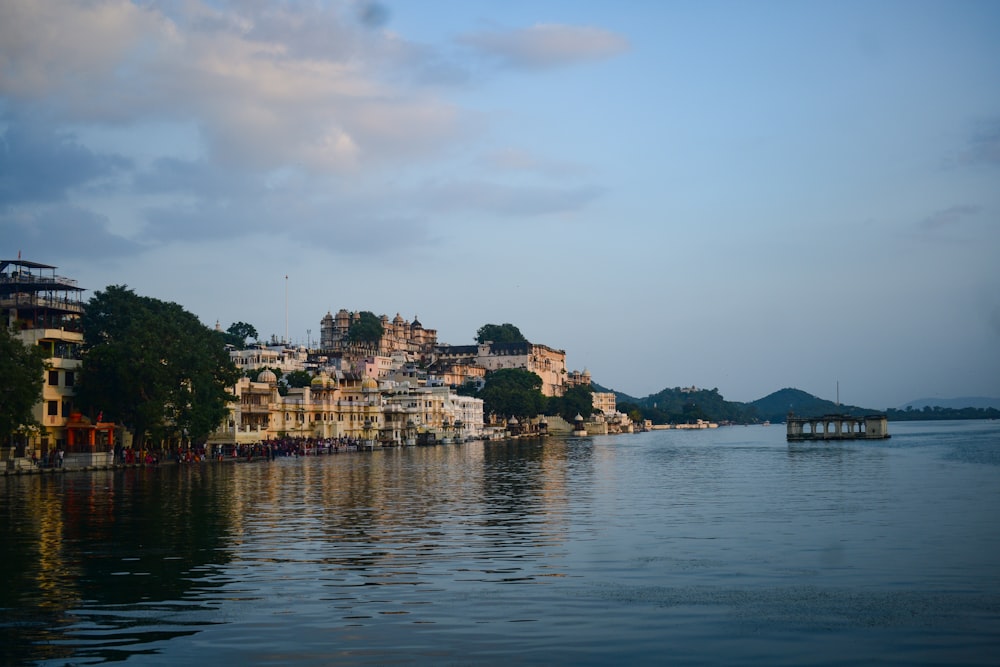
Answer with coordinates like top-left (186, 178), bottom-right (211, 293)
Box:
top-left (257, 369), bottom-right (278, 384)
top-left (311, 373), bottom-right (332, 389)
top-left (362, 375), bottom-right (379, 391)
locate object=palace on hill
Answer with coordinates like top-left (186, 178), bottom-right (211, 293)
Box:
top-left (4, 258), bottom-right (623, 469)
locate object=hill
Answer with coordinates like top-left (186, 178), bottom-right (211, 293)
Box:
top-left (748, 388), bottom-right (873, 423)
top-left (899, 396), bottom-right (1000, 410)
top-left (592, 383), bottom-right (757, 424)
top-left (591, 383), bottom-right (881, 424)
top-left (591, 382), bottom-right (999, 424)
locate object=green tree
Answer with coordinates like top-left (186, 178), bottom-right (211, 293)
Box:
top-left (0, 325), bottom-right (47, 443)
top-left (284, 370), bottom-right (313, 388)
top-left (478, 368), bottom-right (546, 419)
top-left (549, 385), bottom-right (594, 423)
top-left (224, 321), bottom-right (258, 349)
top-left (348, 311), bottom-right (384, 346)
top-left (76, 285), bottom-right (240, 448)
top-left (475, 323), bottom-right (528, 344)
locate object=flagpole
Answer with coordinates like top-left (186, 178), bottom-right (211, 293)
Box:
top-left (284, 275), bottom-right (289, 345)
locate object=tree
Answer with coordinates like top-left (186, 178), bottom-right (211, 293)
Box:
top-left (348, 311), bottom-right (383, 346)
top-left (548, 385), bottom-right (594, 423)
top-left (478, 368), bottom-right (546, 419)
top-left (284, 370), bottom-right (313, 388)
top-left (76, 285), bottom-right (240, 448)
top-left (476, 323), bottom-right (528, 344)
top-left (224, 321), bottom-right (258, 349)
top-left (0, 325), bottom-right (47, 443)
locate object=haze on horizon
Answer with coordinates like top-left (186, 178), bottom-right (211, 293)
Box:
top-left (2, 1), bottom-right (998, 410)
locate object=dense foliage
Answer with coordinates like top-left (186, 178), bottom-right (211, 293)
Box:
top-left (886, 406), bottom-right (1000, 421)
top-left (476, 368), bottom-right (546, 419)
top-left (284, 370), bottom-right (313, 388)
top-left (0, 325), bottom-right (47, 442)
top-left (76, 285), bottom-right (240, 448)
top-left (547, 385), bottom-right (596, 422)
top-left (618, 386), bottom-right (757, 424)
top-left (475, 323), bottom-right (527, 344)
top-left (223, 321), bottom-right (258, 349)
top-left (348, 311), bottom-right (384, 346)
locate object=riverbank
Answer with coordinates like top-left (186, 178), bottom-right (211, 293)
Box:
top-left (1, 445), bottom-right (361, 477)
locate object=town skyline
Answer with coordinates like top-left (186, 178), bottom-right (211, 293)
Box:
top-left (3, 1), bottom-right (998, 409)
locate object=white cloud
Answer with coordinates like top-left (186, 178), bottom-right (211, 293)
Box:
top-left (0, 1), bottom-right (467, 172)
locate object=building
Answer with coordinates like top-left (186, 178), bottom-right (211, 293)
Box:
top-left (592, 392), bottom-right (617, 416)
top-left (212, 366), bottom-right (484, 448)
top-left (565, 369), bottom-right (592, 389)
top-left (229, 343), bottom-right (308, 375)
top-left (320, 309), bottom-right (437, 359)
top-left (1, 259), bottom-right (111, 468)
top-left (432, 341), bottom-right (568, 397)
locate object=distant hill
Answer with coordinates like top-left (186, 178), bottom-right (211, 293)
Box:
top-left (749, 388), bottom-right (875, 423)
top-left (592, 383), bottom-right (880, 424)
top-left (591, 383), bottom-right (757, 423)
top-left (900, 397), bottom-right (1000, 410)
top-left (591, 382), bottom-right (998, 424)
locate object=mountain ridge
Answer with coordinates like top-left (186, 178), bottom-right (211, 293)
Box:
top-left (591, 383), bottom-right (998, 423)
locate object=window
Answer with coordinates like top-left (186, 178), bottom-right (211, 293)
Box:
top-left (65, 371), bottom-right (75, 387)
top-left (48, 370), bottom-right (59, 386)
top-left (48, 401), bottom-right (58, 416)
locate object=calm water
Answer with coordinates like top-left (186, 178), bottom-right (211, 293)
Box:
top-left (3, 421), bottom-right (999, 666)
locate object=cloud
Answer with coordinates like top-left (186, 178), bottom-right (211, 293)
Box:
top-left (919, 205), bottom-right (981, 231)
top-left (0, 1), bottom-right (468, 172)
top-left (0, 2), bottom-right (616, 261)
top-left (961, 118), bottom-right (1000, 167)
top-left (134, 171), bottom-right (434, 256)
top-left (459, 23), bottom-right (629, 70)
top-left (0, 117), bottom-right (131, 205)
top-left (1, 203), bottom-right (140, 260)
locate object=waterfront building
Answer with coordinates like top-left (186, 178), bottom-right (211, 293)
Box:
top-left (432, 342), bottom-right (568, 397)
top-left (0, 258), bottom-right (103, 468)
top-left (213, 368), bottom-right (484, 447)
top-left (225, 372), bottom-right (279, 444)
top-left (592, 391), bottom-right (617, 416)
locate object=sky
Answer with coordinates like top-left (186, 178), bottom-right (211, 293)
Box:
top-left (2, 0), bottom-right (999, 410)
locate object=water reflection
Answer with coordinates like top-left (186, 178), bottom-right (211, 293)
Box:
top-left (1, 467), bottom-right (234, 664)
top-left (3, 423), bottom-right (999, 665)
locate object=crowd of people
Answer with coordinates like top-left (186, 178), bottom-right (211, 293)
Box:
top-left (29, 436), bottom-right (377, 472)
top-left (213, 436), bottom-right (366, 462)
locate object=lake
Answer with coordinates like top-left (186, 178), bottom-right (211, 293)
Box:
top-left (2, 420), bottom-right (999, 665)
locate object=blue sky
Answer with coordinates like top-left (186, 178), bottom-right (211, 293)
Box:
top-left (2, 0), bottom-right (998, 409)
